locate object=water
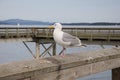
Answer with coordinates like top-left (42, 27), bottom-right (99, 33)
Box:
top-left (0, 42), bottom-right (113, 63)
top-left (78, 71), bottom-right (111, 80)
top-left (0, 25), bottom-right (116, 80)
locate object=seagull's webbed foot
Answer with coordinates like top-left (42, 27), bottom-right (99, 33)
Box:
top-left (60, 47), bottom-right (66, 57)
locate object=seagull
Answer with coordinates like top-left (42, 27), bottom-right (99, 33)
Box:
top-left (48, 23), bottom-right (86, 57)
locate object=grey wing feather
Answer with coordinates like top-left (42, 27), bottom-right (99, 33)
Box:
top-left (62, 32), bottom-right (81, 46)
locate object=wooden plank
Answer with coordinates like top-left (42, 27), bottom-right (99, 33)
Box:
top-left (0, 48), bottom-right (120, 80)
top-left (32, 58), bottom-right (120, 80)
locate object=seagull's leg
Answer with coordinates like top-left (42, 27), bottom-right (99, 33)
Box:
top-left (61, 47), bottom-right (66, 57)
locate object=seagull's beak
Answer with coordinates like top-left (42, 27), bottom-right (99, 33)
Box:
top-left (48, 25), bottom-right (54, 29)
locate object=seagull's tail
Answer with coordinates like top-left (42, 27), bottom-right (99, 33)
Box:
top-left (76, 37), bottom-right (87, 47)
top-left (76, 43), bottom-right (87, 47)
top-left (81, 44), bottom-right (87, 47)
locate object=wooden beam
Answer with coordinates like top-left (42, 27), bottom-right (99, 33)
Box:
top-left (0, 48), bottom-right (120, 80)
top-left (36, 41), bottom-right (40, 59)
top-left (41, 43), bottom-right (54, 57)
top-left (41, 43), bottom-right (52, 56)
top-left (53, 42), bottom-right (56, 56)
top-left (23, 41), bottom-right (36, 58)
top-left (112, 67), bottom-right (120, 80)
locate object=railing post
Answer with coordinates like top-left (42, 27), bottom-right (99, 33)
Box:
top-left (90, 30), bottom-right (93, 41)
top-left (5, 28), bottom-right (8, 38)
top-left (108, 29), bottom-right (111, 42)
top-left (26, 28), bottom-right (29, 38)
top-left (53, 42), bottom-right (56, 56)
top-left (112, 67), bottom-right (120, 80)
top-left (16, 28), bottom-right (19, 38)
top-left (36, 40), bottom-right (40, 59)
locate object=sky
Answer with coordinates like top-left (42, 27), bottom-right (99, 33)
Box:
top-left (0, 0), bottom-right (120, 23)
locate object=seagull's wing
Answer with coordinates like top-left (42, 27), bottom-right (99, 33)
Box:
top-left (62, 32), bottom-right (81, 46)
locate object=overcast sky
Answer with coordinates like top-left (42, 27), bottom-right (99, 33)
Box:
top-left (0, 0), bottom-right (120, 23)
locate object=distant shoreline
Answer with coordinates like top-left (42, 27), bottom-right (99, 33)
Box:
top-left (62, 22), bottom-right (120, 26)
top-left (0, 19), bottom-right (120, 26)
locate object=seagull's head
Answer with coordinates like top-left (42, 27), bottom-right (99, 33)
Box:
top-left (48, 23), bottom-right (62, 30)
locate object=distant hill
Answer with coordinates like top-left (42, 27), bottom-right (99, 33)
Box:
top-left (0, 19), bottom-right (52, 25)
top-left (0, 19), bottom-right (120, 26)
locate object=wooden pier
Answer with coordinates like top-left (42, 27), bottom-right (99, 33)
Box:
top-left (0, 27), bottom-right (120, 43)
top-left (0, 26), bottom-right (120, 58)
top-left (0, 48), bottom-right (120, 80)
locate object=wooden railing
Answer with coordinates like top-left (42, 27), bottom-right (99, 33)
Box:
top-left (0, 27), bottom-right (120, 41)
top-left (0, 48), bottom-right (120, 80)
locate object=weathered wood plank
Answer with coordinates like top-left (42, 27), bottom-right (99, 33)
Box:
top-left (0, 48), bottom-right (120, 80)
